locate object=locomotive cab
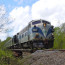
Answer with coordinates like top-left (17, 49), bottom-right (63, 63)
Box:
top-left (31, 20), bottom-right (54, 48)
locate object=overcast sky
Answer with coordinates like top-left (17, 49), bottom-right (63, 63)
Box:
top-left (0, 0), bottom-right (65, 41)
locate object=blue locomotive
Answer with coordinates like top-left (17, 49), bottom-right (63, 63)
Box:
top-left (5, 19), bottom-right (54, 49)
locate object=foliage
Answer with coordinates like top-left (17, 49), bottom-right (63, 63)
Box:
top-left (0, 5), bottom-right (13, 33)
top-left (0, 37), bottom-right (13, 65)
top-left (0, 37), bottom-right (11, 48)
top-left (53, 23), bottom-right (65, 49)
top-left (0, 37), bottom-right (23, 65)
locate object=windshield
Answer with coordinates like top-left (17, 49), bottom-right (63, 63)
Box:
top-left (42, 20), bottom-right (50, 24)
top-left (32, 21), bottom-right (41, 25)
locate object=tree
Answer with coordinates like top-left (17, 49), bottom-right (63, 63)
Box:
top-left (0, 5), bottom-right (7, 32)
top-left (61, 23), bottom-right (65, 33)
top-left (0, 39), bottom-right (1, 43)
top-left (0, 5), bottom-right (13, 33)
top-left (54, 23), bottom-right (65, 49)
top-left (0, 5), bottom-right (13, 41)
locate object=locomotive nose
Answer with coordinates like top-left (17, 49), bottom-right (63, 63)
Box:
top-left (35, 33), bottom-right (39, 38)
top-left (36, 33), bottom-right (39, 36)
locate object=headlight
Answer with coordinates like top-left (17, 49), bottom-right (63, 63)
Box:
top-left (35, 33), bottom-right (39, 38)
top-left (52, 33), bottom-right (54, 36)
top-left (43, 23), bottom-right (46, 27)
top-left (36, 33), bottom-right (39, 36)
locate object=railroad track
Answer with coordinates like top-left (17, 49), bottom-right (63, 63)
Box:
top-left (44, 49), bottom-right (65, 51)
top-left (10, 49), bottom-right (65, 57)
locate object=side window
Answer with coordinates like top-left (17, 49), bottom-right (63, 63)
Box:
top-left (22, 34), bottom-right (23, 38)
top-left (19, 35), bottom-right (21, 39)
top-left (25, 32), bottom-right (28, 36)
top-left (21, 34), bottom-right (22, 38)
top-left (25, 33), bottom-right (26, 36)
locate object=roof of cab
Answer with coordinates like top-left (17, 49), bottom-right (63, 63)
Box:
top-left (30, 19), bottom-right (50, 24)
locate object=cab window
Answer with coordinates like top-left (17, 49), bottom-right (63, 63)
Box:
top-left (32, 21), bottom-right (41, 25)
top-left (42, 20), bottom-right (50, 24)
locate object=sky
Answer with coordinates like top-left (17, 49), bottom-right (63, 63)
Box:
top-left (0, 0), bottom-right (65, 41)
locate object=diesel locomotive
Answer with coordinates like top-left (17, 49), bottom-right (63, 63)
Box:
top-left (5, 19), bottom-right (54, 49)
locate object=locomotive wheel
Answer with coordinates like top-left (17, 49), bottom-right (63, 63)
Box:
top-left (31, 42), bottom-right (34, 50)
top-left (21, 43), bottom-right (24, 49)
top-left (30, 41), bottom-right (34, 53)
top-left (44, 44), bottom-right (49, 49)
top-left (49, 41), bottom-right (54, 48)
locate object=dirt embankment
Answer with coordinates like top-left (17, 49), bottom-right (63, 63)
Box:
top-left (20, 50), bottom-right (65, 65)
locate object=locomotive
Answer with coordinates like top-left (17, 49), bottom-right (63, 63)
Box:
top-left (5, 19), bottom-right (54, 49)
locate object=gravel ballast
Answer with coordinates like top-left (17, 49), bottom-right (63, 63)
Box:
top-left (21, 50), bottom-right (65, 65)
